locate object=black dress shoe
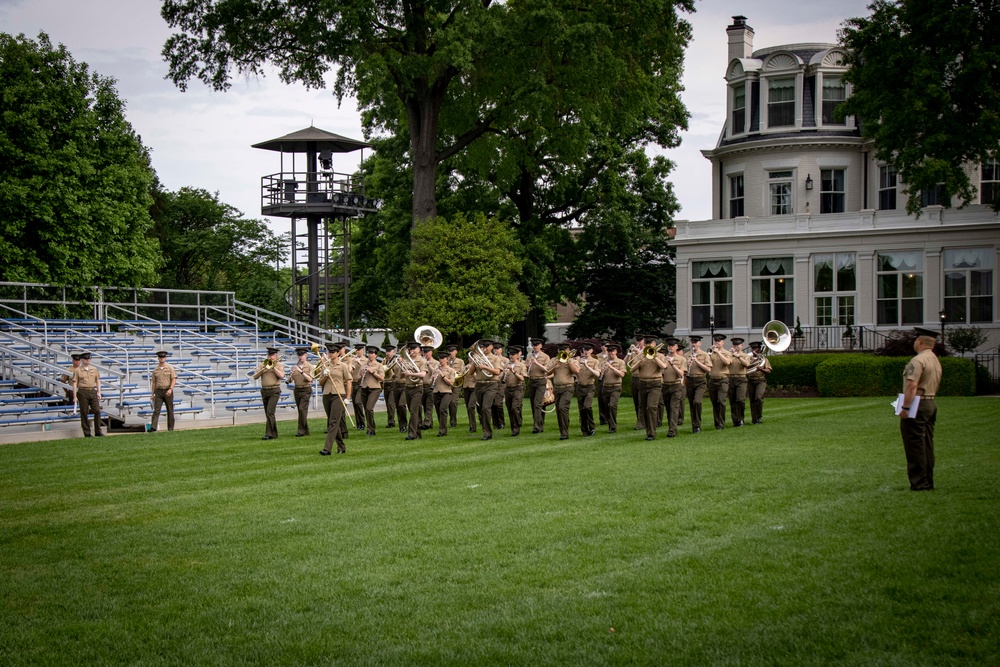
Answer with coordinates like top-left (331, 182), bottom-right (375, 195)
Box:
top-left (645, 435), bottom-right (655, 441)
top-left (692, 428), bottom-right (701, 433)
top-left (400, 426), bottom-right (406, 432)
top-left (295, 433), bottom-right (306, 437)
top-left (532, 428), bottom-right (540, 434)
top-left (481, 435), bottom-right (492, 441)
top-left (469, 427), bottom-right (477, 433)
top-left (716, 426), bottom-right (724, 431)
top-left (148, 428), bottom-right (157, 432)
top-left (559, 435), bottom-right (569, 440)
top-left (667, 432), bottom-right (676, 438)
top-left (511, 432), bottom-right (519, 437)
top-left (405, 436), bottom-right (416, 441)
top-left (599, 419), bottom-right (607, 425)
top-left (437, 433), bottom-right (447, 437)
top-left (84, 434), bottom-right (92, 438)
top-left (609, 428), bottom-right (616, 433)
top-left (634, 425), bottom-right (643, 430)
top-left (337, 450), bottom-right (346, 454)
top-left (95, 432), bottom-right (105, 437)
top-left (589, 430), bottom-right (596, 436)
top-left (320, 450), bottom-right (331, 456)
top-left (262, 436), bottom-right (272, 440)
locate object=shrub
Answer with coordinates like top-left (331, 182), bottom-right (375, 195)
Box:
top-left (816, 355), bottom-right (975, 397)
top-left (768, 353), bottom-right (838, 388)
top-left (875, 329), bottom-right (949, 357)
top-left (947, 326), bottom-right (988, 355)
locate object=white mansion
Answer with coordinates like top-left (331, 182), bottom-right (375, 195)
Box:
top-left (672, 16), bottom-right (1000, 350)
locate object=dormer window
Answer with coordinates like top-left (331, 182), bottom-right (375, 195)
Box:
top-left (732, 85), bottom-right (746, 135)
top-left (767, 77), bottom-right (795, 127)
top-left (822, 76), bottom-right (846, 125)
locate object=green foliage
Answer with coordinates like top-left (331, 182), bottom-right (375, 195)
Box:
top-left (388, 213), bottom-right (530, 340)
top-left (149, 185), bottom-right (287, 312)
top-left (946, 325), bottom-right (989, 354)
top-left (840, 0), bottom-right (1000, 214)
top-left (975, 361), bottom-right (998, 395)
top-left (816, 355), bottom-right (976, 397)
top-left (875, 329), bottom-right (950, 357)
top-left (768, 353), bottom-right (839, 388)
top-left (0, 32), bottom-right (159, 286)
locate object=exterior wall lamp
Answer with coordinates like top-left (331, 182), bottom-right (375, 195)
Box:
top-left (805, 174), bottom-right (814, 190)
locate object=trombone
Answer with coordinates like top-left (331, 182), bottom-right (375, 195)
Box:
top-left (247, 357), bottom-right (275, 377)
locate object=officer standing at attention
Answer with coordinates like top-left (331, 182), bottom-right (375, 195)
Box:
top-left (899, 327), bottom-right (943, 491)
top-left (433, 350), bottom-right (456, 436)
top-left (254, 347), bottom-right (285, 440)
top-left (290, 347), bottom-right (315, 437)
top-left (707, 334), bottom-right (732, 430)
top-left (359, 345), bottom-right (385, 436)
top-left (150, 350), bottom-right (178, 432)
top-left (503, 345), bottom-right (527, 436)
top-left (319, 344), bottom-right (353, 455)
top-left (572, 342), bottom-right (601, 436)
top-left (727, 337), bottom-right (751, 427)
top-left (526, 338), bottom-right (550, 433)
top-left (685, 336), bottom-right (710, 433)
top-left (599, 344), bottom-right (626, 433)
top-left (73, 352), bottom-right (103, 437)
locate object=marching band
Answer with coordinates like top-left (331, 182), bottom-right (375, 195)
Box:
top-left (246, 324), bottom-right (776, 452)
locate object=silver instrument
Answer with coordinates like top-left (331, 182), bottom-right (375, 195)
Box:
top-left (762, 320), bottom-right (792, 352)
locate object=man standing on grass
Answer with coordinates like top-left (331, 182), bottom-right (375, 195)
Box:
top-left (150, 350), bottom-right (178, 432)
top-left (899, 327), bottom-right (942, 491)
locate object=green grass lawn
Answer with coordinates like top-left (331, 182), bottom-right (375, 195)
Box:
top-left (2, 397), bottom-right (998, 665)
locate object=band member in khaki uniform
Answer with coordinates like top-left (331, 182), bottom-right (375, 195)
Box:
top-left (675, 340), bottom-right (687, 426)
top-left (632, 336), bottom-right (668, 441)
top-left (491, 344), bottom-right (506, 430)
top-left (469, 340), bottom-right (502, 440)
top-left (685, 336), bottom-right (710, 433)
top-left (253, 347), bottom-right (285, 440)
top-left (462, 355), bottom-right (478, 432)
top-left (900, 327), bottom-right (943, 491)
top-left (150, 350), bottom-right (178, 432)
top-left (446, 345), bottom-right (464, 428)
top-left (573, 343), bottom-right (601, 436)
top-left (624, 334), bottom-right (647, 430)
top-left (544, 343), bottom-right (577, 440)
top-left (660, 338), bottom-right (685, 438)
top-left (707, 334), bottom-right (732, 430)
top-left (62, 353), bottom-right (81, 403)
top-left (320, 346), bottom-right (353, 455)
top-left (727, 337), bottom-right (751, 427)
top-left (596, 341), bottom-right (610, 426)
top-left (359, 346), bottom-right (385, 436)
top-left (600, 344), bottom-right (626, 433)
top-left (401, 342), bottom-right (428, 440)
top-left (502, 345), bottom-right (527, 436)
top-left (382, 345), bottom-right (398, 429)
top-left (349, 344), bottom-right (367, 431)
top-left (289, 347), bottom-right (314, 436)
top-left (420, 345), bottom-right (438, 430)
top-left (746, 341), bottom-right (772, 425)
top-left (72, 352), bottom-right (103, 437)
top-left (433, 351), bottom-right (456, 436)
top-left (526, 338), bottom-right (550, 433)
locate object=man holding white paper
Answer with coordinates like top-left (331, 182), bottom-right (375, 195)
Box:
top-left (899, 327), bottom-right (942, 491)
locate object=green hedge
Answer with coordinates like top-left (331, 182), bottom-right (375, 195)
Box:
top-left (768, 354), bottom-right (839, 388)
top-left (815, 355), bottom-right (976, 397)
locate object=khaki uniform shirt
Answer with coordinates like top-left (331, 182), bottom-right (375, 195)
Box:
top-left (448, 357), bottom-right (465, 380)
top-left (462, 362), bottom-right (477, 389)
top-left (527, 351), bottom-right (550, 379)
top-left (545, 357), bottom-right (576, 386)
top-left (151, 363), bottom-right (178, 390)
top-left (747, 353), bottom-right (772, 379)
top-left (322, 359), bottom-right (352, 396)
top-left (408, 357), bottom-right (428, 384)
top-left (73, 365), bottom-right (100, 389)
top-left (290, 360), bottom-right (314, 388)
top-left (476, 353), bottom-right (501, 382)
top-left (504, 360), bottom-right (527, 388)
top-left (662, 355), bottom-right (685, 383)
top-left (632, 353), bottom-right (666, 381)
top-left (708, 348), bottom-right (732, 379)
top-left (575, 357), bottom-right (601, 386)
top-left (602, 359), bottom-right (626, 385)
top-left (422, 358), bottom-right (439, 386)
top-left (350, 355), bottom-right (365, 383)
top-left (254, 361), bottom-right (284, 388)
top-left (383, 356), bottom-right (398, 384)
top-left (728, 350), bottom-right (751, 378)
top-left (686, 349), bottom-right (710, 378)
top-left (434, 363), bottom-right (456, 392)
top-left (62, 363), bottom-right (80, 384)
top-left (904, 349), bottom-right (942, 397)
top-left (361, 360), bottom-right (384, 390)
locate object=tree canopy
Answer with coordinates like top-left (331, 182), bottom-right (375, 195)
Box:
top-left (840, 0), bottom-right (1000, 214)
top-left (0, 32), bottom-right (159, 286)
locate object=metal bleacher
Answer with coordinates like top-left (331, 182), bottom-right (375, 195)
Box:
top-left (0, 283), bottom-right (367, 441)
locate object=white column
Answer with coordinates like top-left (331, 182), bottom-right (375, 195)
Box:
top-left (925, 248), bottom-right (942, 327)
top-left (733, 255), bottom-right (750, 332)
top-left (858, 251), bottom-right (875, 328)
top-left (795, 253), bottom-right (811, 326)
top-left (675, 259), bottom-right (691, 335)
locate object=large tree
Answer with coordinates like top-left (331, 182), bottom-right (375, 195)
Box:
top-left (161, 0), bottom-right (693, 225)
top-left (840, 0), bottom-right (1000, 214)
top-left (0, 32), bottom-right (159, 286)
top-left (150, 185), bottom-right (287, 312)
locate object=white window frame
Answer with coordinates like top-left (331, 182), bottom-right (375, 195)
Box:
top-left (730, 81), bottom-right (748, 137)
top-left (943, 247), bottom-right (994, 324)
top-left (819, 168), bottom-right (846, 214)
top-left (729, 173), bottom-right (745, 218)
top-left (876, 251), bottom-right (925, 326)
top-left (981, 157), bottom-right (999, 206)
top-left (878, 165), bottom-right (898, 211)
top-left (751, 257), bottom-right (795, 329)
top-left (767, 170), bottom-right (794, 216)
top-left (691, 260), bottom-right (733, 331)
top-left (812, 253), bottom-right (857, 326)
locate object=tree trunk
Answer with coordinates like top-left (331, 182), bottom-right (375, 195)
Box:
top-left (407, 92), bottom-right (443, 223)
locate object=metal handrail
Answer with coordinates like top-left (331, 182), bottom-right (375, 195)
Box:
top-left (60, 329), bottom-right (138, 381)
top-left (0, 303), bottom-right (49, 347)
top-left (103, 306), bottom-right (164, 345)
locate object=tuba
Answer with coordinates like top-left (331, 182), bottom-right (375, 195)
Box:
top-left (414, 325), bottom-right (443, 349)
top-left (762, 320), bottom-right (792, 353)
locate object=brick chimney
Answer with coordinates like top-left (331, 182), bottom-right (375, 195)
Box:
top-left (727, 15), bottom-right (754, 62)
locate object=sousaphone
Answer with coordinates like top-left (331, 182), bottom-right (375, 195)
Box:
top-left (762, 319), bottom-right (792, 352)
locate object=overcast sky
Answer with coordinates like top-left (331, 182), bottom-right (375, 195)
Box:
top-left (2, 0), bottom-right (873, 240)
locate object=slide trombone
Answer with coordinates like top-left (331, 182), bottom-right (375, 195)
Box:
top-left (246, 357), bottom-right (275, 378)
